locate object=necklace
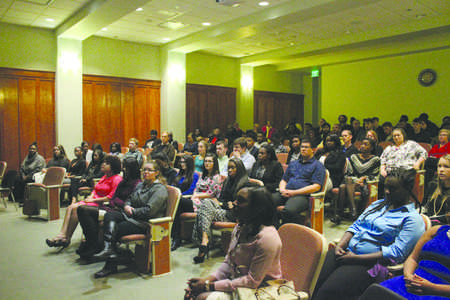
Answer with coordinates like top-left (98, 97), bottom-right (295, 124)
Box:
top-left (433, 196), bottom-right (447, 216)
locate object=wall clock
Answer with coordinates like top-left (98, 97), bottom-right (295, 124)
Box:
top-left (418, 69), bottom-right (437, 87)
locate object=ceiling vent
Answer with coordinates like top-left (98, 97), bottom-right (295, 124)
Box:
top-left (158, 21), bottom-right (186, 30)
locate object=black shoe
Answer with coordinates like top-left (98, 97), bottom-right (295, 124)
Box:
top-left (94, 264), bottom-right (118, 278)
top-left (171, 239), bottom-right (181, 252)
top-left (93, 244), bottom-right (117, 260)
top-left (193, 245), bottom-right (209, 264)
top-left (330, 216), bottom-right (341, 225)
top-left (46, 238), bottom-right (57, 247)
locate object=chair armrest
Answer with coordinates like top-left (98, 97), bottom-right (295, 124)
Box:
top-left (149, 217), bottom-right (172, 224)
top-left (310, 191), bottom-right (325, 198)
top-left (298, 291), bottom-right (309, 300)
top-left (43, 185), bottom-right (63, 189)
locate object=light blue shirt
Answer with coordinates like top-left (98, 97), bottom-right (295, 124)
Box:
top-left (347, 199), bottom-right (425, 263)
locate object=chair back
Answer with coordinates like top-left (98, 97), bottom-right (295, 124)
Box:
top-left (418, 143), bottom-right (432, 153)
top-left (1, 170), bottom-right (18, 188)
top-left (276, 153), bottom-right (288, 164)
top-left (42, 167), bottom-right (66, 186)
top-left (0, 161), bottom-right (7, 181)
top-left (379, 141), bottom-right (393, 149)
top-left (165, 186), bottom-right (181, 221)
top-left (248, 178), bottom-right (264, 186)
top-left (278, 223), bottom-right (327, 296)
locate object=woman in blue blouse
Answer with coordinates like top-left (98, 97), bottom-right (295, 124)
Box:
top-left (312, 168), bottom-right (426, 300)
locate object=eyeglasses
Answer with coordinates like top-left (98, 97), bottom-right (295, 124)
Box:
top-left (204, 160), bottom-right (214, 163)
top-left (143, 168), bottom-right (157, 173)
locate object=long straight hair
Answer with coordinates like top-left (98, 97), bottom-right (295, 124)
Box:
top-left (429, 154), bottom-right (450, 213)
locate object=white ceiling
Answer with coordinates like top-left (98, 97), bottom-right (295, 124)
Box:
top-left (1, 0), bottom-right (449, 70)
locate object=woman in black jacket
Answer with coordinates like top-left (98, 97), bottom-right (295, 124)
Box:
top-left (249, 144), bottom-right (284, 193)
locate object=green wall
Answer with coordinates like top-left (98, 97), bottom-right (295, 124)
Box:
top-left (321, 48), bottom-right (450, 125)
top-left (253, 65), bottom-right (303, 94)
top-left (186, 52), bottom-right (240, 87)
top-left (0, 23), bottom-right (56, 71)
top-left (83, 36), bottom-right (160, 80)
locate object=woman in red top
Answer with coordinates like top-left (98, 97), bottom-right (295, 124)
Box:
top-left (425, 129), bottom-right (450, 199)
top-left (45, 155), bottom-right (123, 249)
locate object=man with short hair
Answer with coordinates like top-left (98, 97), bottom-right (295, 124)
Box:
top-left (216, 140), bottom-right (229, 176)
top-left (230, 137), bottom-right (256, 173)
top-left (382, 122), bottom-right (394, 142)
top-left (144, 129), bottom-right (161, 149)
top-left (245, 130), bottom-right (259, 159)
top-left (124, 138), bottom-right (144, 167)
top-left (341, 130), bottom-right (359, 157)
top-left (274, 139), bottom-right (326, 224)
top-left (154, 131), bottom-right (176, 164)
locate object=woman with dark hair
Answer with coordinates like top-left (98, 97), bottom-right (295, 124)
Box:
top-left (182, 132), bottom-right (199, 156)
top-left (76, 157), bottom-right (141, 258)
top-left (81, 140), bottom-right (93, 162)
top-left (315, 134), bottom-right (347, 190)
top-left (45, 155), bottom-right (123, 249)
top-left (14, 142), bottom-right (45, 202)
top-left (65, 146), bottom-right (86, 199)
top-left (192, 158), bottom-right (249, 263)
top-left (186, 185), bottom-right (282, 300)
top-left (286, 135), bottom-right (301, 164)
top-left (69, 148), bottom-right (105, 202)
top-left (249, 144), bottom-right (284, 193)
top-left (425, 154), bottom-right (450, 224)
top-left (174, 155), bottom-right (200, 196)
top-left (93, 160), bottom-right (168, 278)
top-left (424, 129), bottom-right (450, 199)
top-left (332, 138), bottom-right (381, 224)
top-left (46, 144), bottom-right (70, 170)
top-left (109, 142), bottom-right (123, 159)
top-left (312, 169), bottom-right (426, 300)
top-left (379, 128), bottom-right (427, 196)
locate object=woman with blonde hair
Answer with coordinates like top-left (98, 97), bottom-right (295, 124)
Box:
top-left (425, 154), bottom-right (450, 224)
top-left (194, 140), bottom-right (208, 173)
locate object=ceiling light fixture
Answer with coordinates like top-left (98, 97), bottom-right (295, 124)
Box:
top-left (202, 22), bottom-right (211, 26)
top-left (102, 28), bottom-right (107, 31)
top-left (258, 1), bottom-right (269, 6)
top-left (232, 3), bottom-right (240, 7)
top-left (45, 18), bottom-right (54, 22)
top-left (136, 7), bottom-right (143, 11)
top-left (163, 37), bottom-right (170, 41)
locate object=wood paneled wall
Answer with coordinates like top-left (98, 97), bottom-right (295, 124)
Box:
top-left (186, 84), bottom-right (236, 138)
top-left (0, 68), bottom-right (55, 171)
top-left (83, 75), bottom-right (161, 150)
top-left (254, 90), bottom-right (304, 132)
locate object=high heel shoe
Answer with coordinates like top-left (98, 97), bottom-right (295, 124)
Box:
top-left (193, 245), bottom-right (209, 264)
top-left (53, 239), bottom-right (70, 248)
top-left (46, 238), bottom-right (57, 247)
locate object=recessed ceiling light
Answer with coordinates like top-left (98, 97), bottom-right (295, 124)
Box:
top-left (45, 18), bottom-right (54, 22)
top-left (259, 1), bottom-right (269, 6)
top-left (232, 3), bottom-right (240, 7)
top-left (136, 7), bottom-right (143, 12)
top-left (202, 22), bottom-right (211, 26)
top-left (289, 42), bottom-right (294, 46)
top-left (102, 28), bottom-right (107, 31)
top-left (163, 37), bottom-right (170, 41)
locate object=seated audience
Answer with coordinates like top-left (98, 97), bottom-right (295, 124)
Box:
top-left (352, 118), bottom-right (366, 142)
top-left (372, 117), bottom-right (386, 142)
top-left (109, 142), bottom-right (123, 159)
top-left (249, 144), bottom-right (284, 193)
top-left (186, 185), bottom-right (282, 300)
top-left (360, 224), bottom-right (450, 300)
top-left (46, 155), bottom-right (122, 249)
top-left (168, 131), bottom-right (179, 153)
top-left (424, 129), bottom-right (450, 198)
top-left (425, 154), bottom-right (450, 224)
top-left (14, 142), bottom-right (45, 203)
top-left (192, 158), bottom-right (248, 263)
top-left (332, 138), bottom-right (380, 224)
top-left (154, 131), bottom-right (176, 164)
top-left (419, 112), bottom-right (440, 139)
top-left (270, 132), bottom-right (288, 154)
top-left (69, 148), bottom-right (104, 203)
top-left (411, 118), bottom-right (432, 143)
top-left (262, 121), bottom-right (275, 140)
top-left (245, 130), bottom-right (259, 159)
top-left (81, 140), bottom-right (93, 163)
top-left (366, 130), bottom-right (384, 157)
top-left (341, 129), bottom-right (360, 157)
top-left (182, 132), bottom-right (198, 156)
top-left (382, 122), bottom-right (394, 143)
top-left (144, 129), bottom-right (161, 150)
top-left (312, 169), bottom-right (425, 300)
top-left (64, 146), bottom-right (86, 198)
top-left (76, 157), bottom-right (141, 258)
top-left (46, 144), bottom-right (70, 170)
top-left (255, 131), bottom-right (267, 148)
top-left (315, 134), bottom-right (346, 191)
top-left (123, 137), bottom-right (144, 167)
top-left (379, 128), bottom-right (427, 196)
top-left (230, 137), bottom-right (256, 174)
top-left (172, 153), bottom-right (222, 251)
top-left (151, 151), bottom-right (177, 186)
top-left (195, 140), bottom-right (208, 173)
top-left (274, 139), bottom-right (326, 224)
top-left (286, 135), bottom-right (301, 164)
top-left (93, 160), bottom-right (168, 278)
top-left (338, 114), bottom-right (352, 132)
top-left (216, 140), bottom-right (229, 176)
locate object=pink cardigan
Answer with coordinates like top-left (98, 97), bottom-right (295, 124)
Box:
top-left (80, 174), bottom-right (122, 207)
top-left (211, 225), bottom-right (282, 292)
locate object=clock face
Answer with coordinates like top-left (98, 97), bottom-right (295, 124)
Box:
top-left (418, 69), bottom-right (437, 86)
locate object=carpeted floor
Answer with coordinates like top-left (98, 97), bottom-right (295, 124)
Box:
top-left (0, 202), bottom-right (349, 300)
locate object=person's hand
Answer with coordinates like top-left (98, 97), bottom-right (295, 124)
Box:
top-left (227, 201), bottom-right (233, 209)
top-left (380, 169), bottom-right (387, 177)
top-left (80, 179), bottom-right (86, 183)
top-left (334, 245), bottom-right (347, 257)
top-left (124, 205), bottom-right (134, 216)
top-left (187, 278), bottom-right (206, 295)
top-left (281, 189), bottom-right (294, 197)
top-left (336, 251), bottom-right (358, 264)
top-left (406, 274), bottom-right (436, 295)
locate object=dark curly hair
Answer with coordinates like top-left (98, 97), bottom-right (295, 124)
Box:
top-left (104, 155), bottom-right (122, 175)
